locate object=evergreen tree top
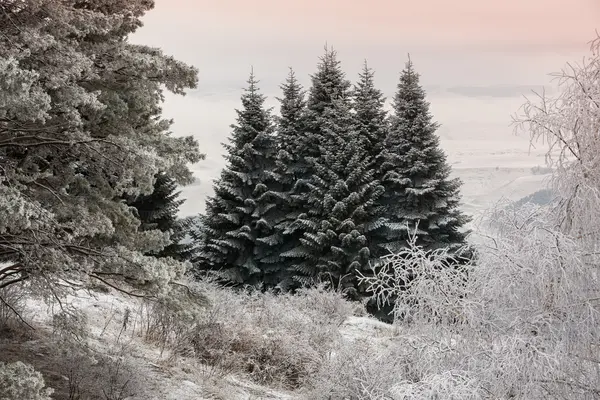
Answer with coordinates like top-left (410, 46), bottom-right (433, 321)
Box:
top-left (356, 61), bottom-right (376, 91)
top-left (354, 61), bottom-right (387, 124)
top-left (238, 69), bottom-right (268, 119)
top-left (392, 56), bottom-right (434, 123)
top-left (228, 70), bottom-right (274, 151)
top-left (277, 68), bottom-right (306, 129)
top-left (307, 45), bottom-right (352, 115)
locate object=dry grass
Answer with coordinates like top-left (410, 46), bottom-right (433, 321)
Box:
top-left (140, 281), bottom-right (355, 389)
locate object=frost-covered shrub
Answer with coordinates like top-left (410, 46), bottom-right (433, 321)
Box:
top-left (141, 278), bottom-right (209, 353)
top-left (305, 339), bottom-right (404, 399)
top-left (306, 325), bottom-right (484, 399)
top-left (151, 280), bottom-right (354, 388)
top-left (350, 202), bottom-right (600, 399)
top-left (190, 285), bottom-right (351, 387)
top-left (0, 361), bottom-right (53, 400)
top-left (359, 231), bottom-right (471, 326)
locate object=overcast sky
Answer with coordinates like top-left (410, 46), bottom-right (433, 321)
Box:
top-left (134, 0), bottom-right (598, 86)
top-left (131, 0), bottom-right (599, 215)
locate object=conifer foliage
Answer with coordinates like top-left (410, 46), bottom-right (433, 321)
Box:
top-left (191, 51), bottom-right (471, 297)
top-left (376, 58), bottom-right (470, 253)
top-left (352, 62), bottom-right (390, 260)
top-left (0, 0), bottom-right (203, 296)
top-left (193, 72), bottom-right (283, 285)
top-left (281, 48), bottom-right (384, 296)
top-left (353, 62), bottom-right (388, 169)
top-left (125, 172), bottom-right (193, 261)
top-left (270, 69), bottom-right (308, 288)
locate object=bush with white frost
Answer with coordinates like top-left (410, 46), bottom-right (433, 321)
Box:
top-left (0, 361), bottom-right (53, 400)
top-left (359, 229), bottom-right (471, 326)
top-left (142, 280), bottom-right (354, 388)
top-left (308, 201), bottom-right (599, 399)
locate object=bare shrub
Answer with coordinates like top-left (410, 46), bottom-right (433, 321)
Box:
top-left (188, 287), bottom-right (339, 388)
top-left (304, 339), bottom-right (405, 399)
top-left (52, 308), bottom-right (89, 345)
top-left (359, 230), bottom-right (471, 326)
top-left (49, 342), bottom-right (144, 400)
top-left (139, 279), bottom-right (209, 354)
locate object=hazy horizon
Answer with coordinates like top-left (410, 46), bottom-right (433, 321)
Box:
top-left (131, 0), bottom-right (599, 216)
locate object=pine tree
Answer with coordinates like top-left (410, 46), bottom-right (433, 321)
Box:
top-left (193, 72), bottom-right (284, 286)
top-left (0, 0), bottom-right (202, 297)
top-left (125, 172), bottom-right (193, 261)
top-left (281, 49), bottom-right (384, 297)
top-left (376, 57), bottom-right (470, 254)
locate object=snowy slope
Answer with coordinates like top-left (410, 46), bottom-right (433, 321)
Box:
top-left (24, 289), bottom-right (296, 400)
top-left (19, 284), bottom-right (412, 400)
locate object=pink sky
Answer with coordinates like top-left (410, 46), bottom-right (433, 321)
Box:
top-left (132, 0), bottom-right (599, 215)
top-left (145, 0), bottom-right (598, 48)
top-left (135, 0), bottom-right (599, 88)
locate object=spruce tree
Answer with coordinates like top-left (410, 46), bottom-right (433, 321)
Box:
top-left (193, 72), bottom-right (284, 286)
top-left (282, 49), bottom-right (384, 297)
top-left (353, 61), bottom-right (388, 168)
top-left (125, 172), bottom-right (193, 261)
top-left (352, 62), bottom-right (390, 261)
top-left (276, 68), bottom-right (308, 173)
top-left (376, 58), bottom-right (470, 254)
top-left (270, 69), bottom-right (308, 289)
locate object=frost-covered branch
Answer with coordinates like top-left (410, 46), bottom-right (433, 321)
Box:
top-left (0, 0), bottom-right (203, 311)
top-left (513, 34), bottom-right (600, 241)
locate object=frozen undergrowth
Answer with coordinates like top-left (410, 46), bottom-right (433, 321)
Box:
top-left (8, 202), bottom-right (599, 400)
top-left (14, 279), bottom-right (388, 399)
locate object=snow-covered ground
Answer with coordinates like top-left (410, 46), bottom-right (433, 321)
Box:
top-left (23, 288), bottom-right (300, 400)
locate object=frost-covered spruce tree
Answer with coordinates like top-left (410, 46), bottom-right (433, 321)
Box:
top-left (352, 62), bottom-right (390, 260)
top-left (282, 48), bottom-right (383, 296)
top-left (353, 62), bottom-right (388, 170)
top-left (376, 58), bottom-right (470, 254)
top-left (0, 1), bottom-right (202, 297)
top-left (270, 69), bottom-right (308, 289)
top-left (193, 73), bottom-right (284, 286)
top-left (125, 172), bottom-right (193, 261)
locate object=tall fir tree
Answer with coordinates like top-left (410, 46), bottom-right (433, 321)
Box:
top-left (271, 69), bottom-right (308, 289)
top-left (353, 61), bottom-right (389, 168)
top-left (376, 57), bottom-right (470, 254)
top-left (125, 172), bottom-right (193, 261)
top-left (276, 68), bottom-right (308, 172)
top-left (192, 72), bottom-right (284, 286)
top-left (352, 62), bottom-right (390, 261)
top-left (281, 48), bottom-right (384, 297)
